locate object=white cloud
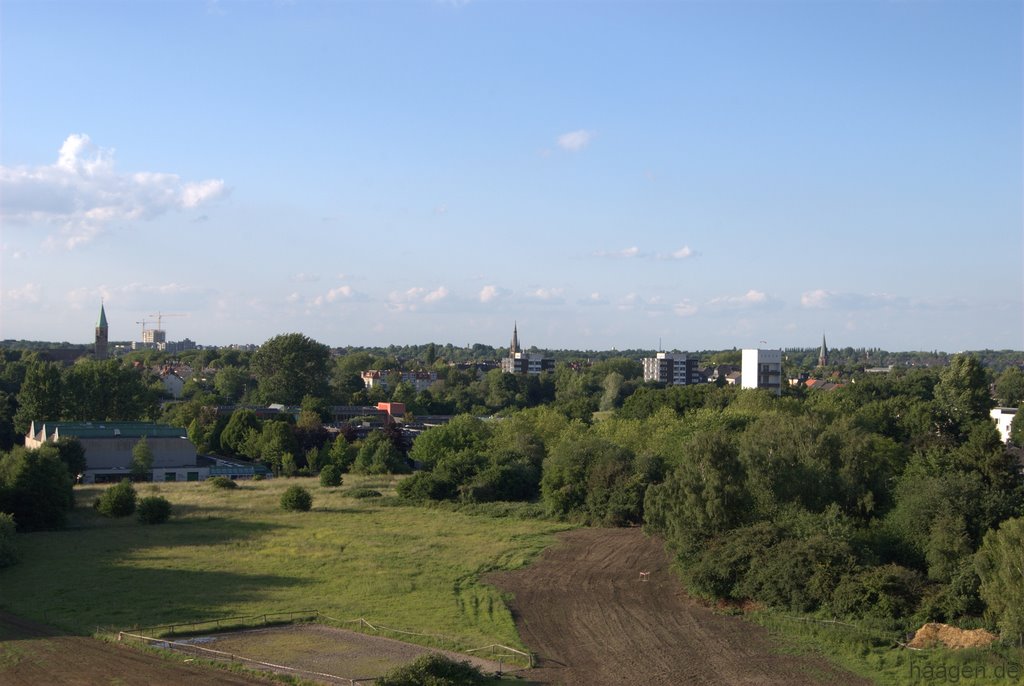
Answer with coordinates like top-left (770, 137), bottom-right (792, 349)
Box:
top-left (801, 289), bottom-right (901, 310)
top-left (527, 287), bottom-right (564, 301)
top-left (1, 134), bottom-right (228, 248)
top-left (424, 286), bottom-right (449, 303)
top-left (709, 289), bottom-right (769, 308)
top-left (578, 292), bottom-right (607, 306)
top-left (479, 285), bottom-right (511, 303)
top-left (4, 283), bottom-right (42, 304)
top-left (311, 284), bottom-right (364, 307)
top-left (292, 272), bottom-right (320, 283)
top-left (655, 245), bottom-right (695, 260)
top-left (673, 301), bottom-right (698, 317)
top-left (388, 285), bottom-right (449, 311)
top-left (801, 289), bottom-right (832, 308)
top-left (557, 129), bottom-right (594, 152)
top-left (594, 246), bottom-right (641, 259)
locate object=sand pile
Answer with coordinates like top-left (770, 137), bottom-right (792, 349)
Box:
top-left (908, 623), bottom-right (997, 650)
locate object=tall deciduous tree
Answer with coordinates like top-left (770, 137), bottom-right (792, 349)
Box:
top-left (252, 334), bottom-right (331, 405)
top-left (934, 354), bottom-right (993, 434)
top-left (994, 367), bottom-right (1024, 407)
top-left (13, 362), bottom-right (63, 435)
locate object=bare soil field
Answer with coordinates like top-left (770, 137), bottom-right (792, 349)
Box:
top-left (0, 611), bottom-right (273, 686)
top-left (486, 527), bottom-right (874, 686)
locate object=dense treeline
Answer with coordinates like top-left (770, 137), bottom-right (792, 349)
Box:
top-left (2, 335), bottom-right (1023, 640)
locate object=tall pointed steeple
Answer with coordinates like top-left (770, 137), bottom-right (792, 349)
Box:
top-left (95, 303), bottom-right (109, 360)
top-left (510, 322), bottom-right (520, 356)
top-left (818, 333), bottom-right (828, 367)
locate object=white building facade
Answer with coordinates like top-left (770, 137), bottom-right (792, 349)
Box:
top-left (741, 348), bottom-right (783, 396)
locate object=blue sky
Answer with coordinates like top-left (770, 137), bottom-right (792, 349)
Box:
top-left (1, 0), bottom-right (1021, 352)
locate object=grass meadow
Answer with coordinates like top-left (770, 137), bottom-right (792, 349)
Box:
top-left (0, 476), bottom-right (574, 651)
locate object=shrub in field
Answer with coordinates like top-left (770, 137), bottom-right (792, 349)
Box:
top-left (137, 496), bottom-right (172, 524)
top-left (0, 513), bottom-right (19, 567)
top-left (252, 473), bottom-right (264, 481)
top-left (375, 653), bottom-right (485, 686)
top-left (94, 479), bottom-right (137, 518)
top-left (397, 471), bottom-right (457, 501)
top-left (280, 485), bottom-right (312, 511)
top-left (208, 476), bottom-right (238, 489)
top-left (347, 488), bottom-right (383, 499)
top-left (319, 464), bottom-right (342, 487)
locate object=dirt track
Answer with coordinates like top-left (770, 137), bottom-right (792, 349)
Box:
top-left (0, 611), bottom-right (273, 686)
top-left (487, 527), bottom-right (873, 686)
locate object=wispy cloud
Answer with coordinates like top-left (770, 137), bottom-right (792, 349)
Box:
top-left (557, 129), bottom-right (594, 152)
top-left (479, 285), bottom-right (511, 303)
top-left (655, 245), bottom-right (696, 260)
top-left (312, 285), bottom-right (359, 306)
top-left (594, 245), bottom-right (697, 261)
top-left (594, 246), bottom-right (642, 259)
top-left (4, 283), bottom-right (42, 304)
top-left (527, 287), bottom-right (565, 301)
top-left (709, 289), bottom-right (770, 309)
top-left (673, 301), bottom-right (698, 317)
top-left (1, 134), bottom-right (228, 249)
top-left (388, 285), bottom-right (450, 311)
top-left (801, 289), bottom-right (901, 310)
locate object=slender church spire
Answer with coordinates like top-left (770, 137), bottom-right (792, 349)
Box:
top-left (818, 333), bottom-right (828, 367)
top-left (95, 302), bottom-right (109, 360)
top-left (510, 322), bottom-right (520, 356)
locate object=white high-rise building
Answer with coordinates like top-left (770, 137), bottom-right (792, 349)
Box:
top-left (741, 348), bottom-right (783, 395)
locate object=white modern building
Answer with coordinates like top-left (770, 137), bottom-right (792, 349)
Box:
top-left (991, 407), bottom-right (1018, 444)
top-left (643, 351), bottom-right (703, 386)
top-left (741, 348), bottom-right (783, 396)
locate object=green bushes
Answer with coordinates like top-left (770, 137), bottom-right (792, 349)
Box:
top-left (319, 464), bottom-right (342, 487)
top-left (0, 513), bottom-right (18, 567)
top-left (136, 496), bottom-right (172, 524)
top-left (280, 485), bottom-right (312, 511)
top-left (375, 653), bottom-right (485, 686)
top-left (94, 479), bottom-right (137, 517)
top-left (208, 476), bottom-right (238, 489)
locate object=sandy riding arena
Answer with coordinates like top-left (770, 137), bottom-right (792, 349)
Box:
top-left (486, 527), bottom-right (872, 686)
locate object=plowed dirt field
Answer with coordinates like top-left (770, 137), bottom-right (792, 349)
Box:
top-left (486, 527), bottom-right (873, 686)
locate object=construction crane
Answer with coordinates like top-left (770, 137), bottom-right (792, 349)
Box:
top-left (149, 312), bottom-right (186, 331)
top-left (136, 319), bottom-right (154, 340)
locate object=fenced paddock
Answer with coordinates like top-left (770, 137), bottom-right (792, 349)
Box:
top-left (117, 611), bottom-right (527, 685)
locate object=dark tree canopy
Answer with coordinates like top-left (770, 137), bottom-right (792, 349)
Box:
top-left (252, 334), bottom-right (331, 405)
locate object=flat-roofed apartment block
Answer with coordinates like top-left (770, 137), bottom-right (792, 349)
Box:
top-left (642, 351), bottom-right (703, 385)
top-left (741, 348), bottom-right (783, 396)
